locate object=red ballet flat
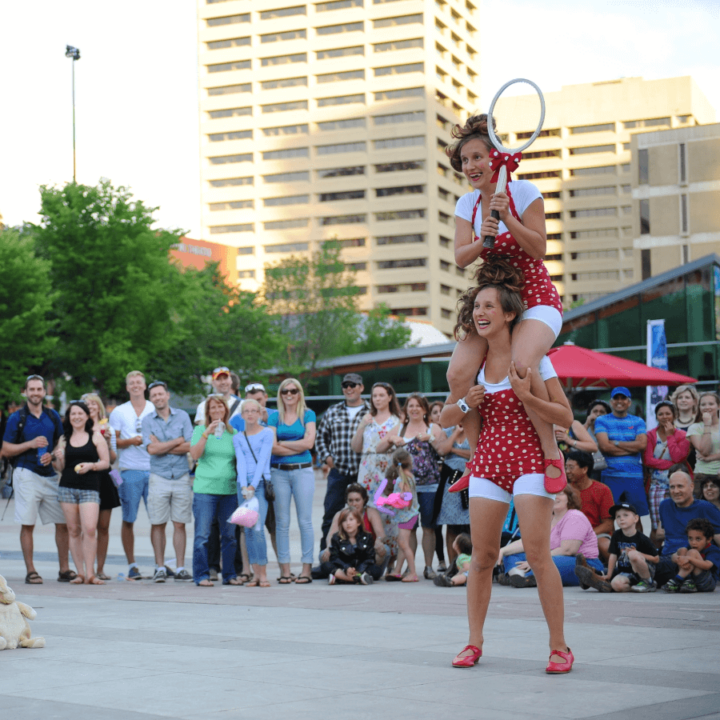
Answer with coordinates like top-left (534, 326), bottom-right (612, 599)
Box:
top-left (545, 647), bottom-right (574, 674)
top-left (452, 644), bottom-right (482, 668)
top-left (448, 471), bottom-right (470, 494)
top-left (544, 458), bottom-right (567, 494)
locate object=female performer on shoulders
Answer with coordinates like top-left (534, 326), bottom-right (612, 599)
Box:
top-left (443, 259), bottom-right (576, 674)
top-left (442, 114), bottom-right (565, 493)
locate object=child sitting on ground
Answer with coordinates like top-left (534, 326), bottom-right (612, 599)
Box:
top-left (434, 533), bottom-right (472, 586)
top-left (664, 518), bottom-right (720, 593)
top-left (605, 502), bottom-right (659, 593)
top-left (323, 507), bottom-right (378, 585)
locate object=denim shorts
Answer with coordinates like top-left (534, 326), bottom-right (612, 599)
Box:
top-left (417, 489), bottom-right (437, 529)
top-left (118, 470), bottom-right (150, 523)
top-left (694, 569), bottom-right (718, 592)
top-left (58, 487), bottom-right (100, 505)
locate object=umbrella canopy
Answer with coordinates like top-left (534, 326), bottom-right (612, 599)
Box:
top-left (547, 343), bottom-right (696, 389)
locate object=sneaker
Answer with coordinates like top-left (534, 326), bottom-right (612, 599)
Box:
top-left (679, 578), bottom-right (697, 593)
top-left (355, 572), bottom-right (374, 585)
top-left (208, 569), bottom-right (219, 582)
top-left (152, 567), bottom-right (167, 583)
top-left (496, 572), bottom-right (511, 586)
top-left (164, 566), bottom-right (176, 579)
top-left (509, 573), bottom-right (537, 588)
top-left (574, 566), bottom-right (613, 593)
top-left (423, 566), bottom-right (437, 580)
top-left (174, 569), bottom-right (193, 582)
top-left (433, 574), bottom-right (453, 587)
top-left (663, 577), bottom-right (682, 593)
top-left (630, 579), bottom-right (657, 593)
top-left (127, 566), bottom-right (143, 581)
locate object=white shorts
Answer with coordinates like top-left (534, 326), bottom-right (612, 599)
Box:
top-left (147, 473), bottom-right (193, 525)
top-left (521, 305), bottom-right (563, 339)
top-left (13, 467), bottom-right (66, 526)
top-left (468, 474), bottom-right (555, 503)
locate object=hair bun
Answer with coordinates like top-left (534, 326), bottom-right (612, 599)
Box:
top-left (473, 257), bottom-right (525, 294)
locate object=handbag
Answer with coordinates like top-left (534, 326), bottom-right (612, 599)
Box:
top-left (244, 431), bottom-right (275, 502)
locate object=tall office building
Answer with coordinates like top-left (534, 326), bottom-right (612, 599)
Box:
top-left (494, 76), bottom-right (715, 305)
top-left (197, 0), bottom-right (480, 336)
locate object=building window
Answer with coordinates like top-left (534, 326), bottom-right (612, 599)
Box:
top-left (209, 176), bottom-right (253, 187)
top-left (440, 259), bottom-right (450, 271)
top-left (523, 150), bottom-right (561, 160)
top-left (376, 233), bottom-right (425, 245)
top-left (374, 135), bottom-right (424, 150)
top-left (262, 124), bottom-right (308, 136)
top-left (569, 144), bottom-right (615, 155)
top-left (317, 22), bottom-right (364, 35)
top-left (441, 308), bottom-right (452, 319)
top-left (545, 212), bottom-right (561, 219)
top-left (374, 62), bottom-right (424, 76)
top-left (262, 147), bottom-right (309, 161)
top-left (438, 211), bottom-right (451, 225)
top-left (207, 14), bottom-right (250, 26)
top-left (680, 194), bottom-right (689, 234)
top-left (261, 52), bottom-right (307, 67)
top-left (391, 307), bottom-right (428, 316)
top-left (640, 199), bottom-right (650, 235)
top-left (569, 186), bottom-right (616, 198)
top-left (265, 242), bottom-right (310, 253)
top-left (570, 250), bottom-right (618, 260)
top-left (237, 247), bottom-right (254, 255)
top-left (641, 249), bottom-right (651, 280)
top-left (264, 218), bottom-right (309, 229)
top-left (374, 87), bottom-right (424, 101)
top-left (261, 100), bottom-right (309, 113)
top-left (208, 130), bottom-right (252, 142)
top-left (319, 214), bottom-right (367, 225)
top-left (237, 270), bottom-right (256, 279)
top-left (374, 37), bottom-right (423, 52)
top-left (375, 160), bottom-right (424, 173)
top-left (570, 228), bottom-right (619, 239)
top-left (624, 117), bottom-right (670, 129)
top-left (317, 141), bottom-right (366, 155)
top-left (374, 111), bottom-right (425, 126)
top-left (547, 233), bottom-right (561, 240)
top-left (317, 69), bottom-right (365, 83)
top-left (209, 153), bottom-right (252, 165)
top-left (317, 166), bottom-right (365, 178)
top-left (208, 84), bottom-right (251, 96)
top-left (375, 185), bottom-right (424, 197)
top-left (346, 262), bottom-right (367, 270)
top-left (439, 235), bottom-right (451, 248)
top-left (317, 117), bottom-right (365, 131)
top-left (570, 122), bottom-right (614, 134)
top-left (516, 128), bottom-right (560, 139)
top-left (545, 254), bottom-right (563, 261)
top-left (679, 143), bottom-right (687, 184)
top-left (377, 258), bottom-right (426, 269)
top-left (570, 166), bottom-right (616, 177)
top-left (682, 245), bottom-right (689, 264)
top-left (208, 107), bottom-right (252, 119)
top-left (316, 46), bottom-right (364, 60)
top-left (455, 266), bottom-right (465, 277)
top-left (261, 29), bottom-right (307, 43)
top-left (318, 93), bottom-right (365, 107)
top-left (440, 284), bottom-right (451, 296)
top-left (542, 191), bottom-right (561, 199)
top-left (317, 0), bottom-right (363, 10)
top-left (207, 37), bottom-right (251, 50)
top-left (376, 209), bottom-right (425, 221)
top-left (264, 194), bottom-right (310, 206)
top-left (319, 190), bottom-right (366, 201)
top-left (323, 237), bottom-right (366, 248)
top-left (373, 14), bottom-right (423, 28)
top-left (208, 60), bottom-right (251, 73)
top-left (261, 76), bottom-right (308, 90)
top-left (209, 200), bottom-right (254, 211)
top-left (210, 223), bottom-right (253, 234)
top-left (572, 271), bottom-right (619, 281)
top-left (570, 208), bottom-right (617, 218)
top-left (638, 149), bottom-right (649, 185)
top-left (263, 170), bottom-right (310, 183)
top-left (377, 283), bottom-right (427, 293)
top-left (260, 6), bottom-right (307, 20)
top-left (517, 171), bottom-right (561, 180)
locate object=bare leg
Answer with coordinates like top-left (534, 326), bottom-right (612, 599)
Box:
top-left (397, 529), bottom-right (417, 578)
top-left (151, 523), bottom-right (167, 567)
top-left (172, 521), bottom-right (186, 569)
top-left (421, 527), bottom-right (435, 568)
top-left (446, 525), bottom-right (460, 565)
top-left (96, 509), bottom-right (112, 574)
top-left (240, 529), bottom-right (250, 576)
top-left (513, 494), bottom-right (568, 661)
top-left (20, 525), bottom-right (36, 575)
top-left (61, 503), bottom-right (84, 577)
top-left (55, 523), bottom-right (70, 573)
top-left (79, 502), bottom-right (100, 581)
top-left (121, 520), bottom-right (135, 564)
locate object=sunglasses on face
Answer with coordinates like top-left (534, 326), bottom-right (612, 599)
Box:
top-left (281, 388), bottom-right (299, 396)
top-left (342, 382), bottom-right (358, 389)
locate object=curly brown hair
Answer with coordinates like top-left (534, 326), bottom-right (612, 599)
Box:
top-left (454, 258), bottom-right (525, 340)
top-left (446, 113), bottom-right (496, 172)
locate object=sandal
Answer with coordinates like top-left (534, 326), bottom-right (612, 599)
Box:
top-left (258, 579), bottom-right (271, 587)
top-left (25, 571), bottom-right (43, 585)
top-left (546, 647), bottom-right (574, 674)
top-left (384, 573), bottom-right (403, 582)
top-left (96, 572), bottom-right (111, 581)
top-left (197, 580), bottom-right (214, 587)
top-left (57, 570), bottom-right (76, 583)
top-left (295, 575), bottom-right (312, 584)
top-left (452, 644), bottom-right (482, 668)
top-left (277, 576), bottom-right (294, 584)
top-left (70, 575), bottom-right (85, 585)
top-left (401, 574), bottom-right (419, 583)
top-left (244, 578), bottom-right (260, 587)
top-left (85, 576), bottom-right (105, 585)
top-left (224, 577), bottom-right (243, 586)
top-left (543, 458), bottom-right (567, 494)
top-left (239, 573), bottom-right (253, 583)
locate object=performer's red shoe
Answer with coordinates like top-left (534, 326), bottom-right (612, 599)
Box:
top-left (452, 644), bottom-right (482, 668)
top-left (546, 647), bottom-right (574, 674)
top-left (543, 458), bottom-right (567, 494)
top-left (448, 472), bottom-right (470, 494)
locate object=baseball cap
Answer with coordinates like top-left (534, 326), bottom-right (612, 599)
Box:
top-left (609, 502), bottom-right (639, 518)
top-left (212, 366), bottom-right (231, 380)
top-left (342, 373), bottom-right (363, 385)
top-left (610, 387), bottom-right (631, 399)
top-left (245, 382), bottom-right (266, 394)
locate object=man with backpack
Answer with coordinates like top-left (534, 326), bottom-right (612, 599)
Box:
top-left (1, 375), bottom-right (73, 584)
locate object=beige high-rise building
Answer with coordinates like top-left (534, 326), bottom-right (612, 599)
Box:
top-left (197, 0), bottom-right (481, 336)
top-left (494, 76), bottom-right (715, 306)
top-left (631, 122), bottom-right (720, 279)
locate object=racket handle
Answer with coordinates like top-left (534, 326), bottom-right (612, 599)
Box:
top-left (483, 209), bottom-right (500, 249)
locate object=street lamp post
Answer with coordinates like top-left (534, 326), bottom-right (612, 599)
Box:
top-left (65, 45), bottom-right (81, 182)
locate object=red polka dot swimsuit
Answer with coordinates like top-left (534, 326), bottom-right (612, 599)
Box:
top-left (468, 358), bottom-right (557, 491)
top-left (471, 184), bottom-right (563, 315)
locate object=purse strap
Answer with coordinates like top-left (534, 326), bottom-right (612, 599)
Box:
top-left (244, 431), bottom-right (268, 480)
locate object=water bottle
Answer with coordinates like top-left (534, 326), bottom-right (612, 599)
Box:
top-left (37, 443), bottom-right (48, 465)
top-left (214, 421), bottom-right (225, 439)
top-left (117, 573), bottom-right (125, 581)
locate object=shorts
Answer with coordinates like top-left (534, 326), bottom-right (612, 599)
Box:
top-left (13, 468), bottom-right (66, 525)
top-left (417, 489), bottom-right (437, 529)
top-left (521, 305), bottom-right (563, 339)
top-left (57, 487), bottom-right (101, 505)
top-left (693, 569), bottom-right (718, 592)
top-left (469, 474), bottom-right (555, 503)
top-left (147, 473), bottom-right (193, 525)
top-left (614, 563), bottom-right (656, 585)
top-left (118, 470), bottom-right (149, 523)
top-left (398, 515), bottom-right (419, 530)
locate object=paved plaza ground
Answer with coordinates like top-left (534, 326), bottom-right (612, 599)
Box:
top-left (0, 473), bottom-right (719, 720)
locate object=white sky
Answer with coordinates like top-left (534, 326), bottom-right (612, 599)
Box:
top-left (1, 0), bottom-right (718, 238)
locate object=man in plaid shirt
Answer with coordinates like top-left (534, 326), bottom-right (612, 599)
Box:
top-left (316, 373), bottom-right (370, 551)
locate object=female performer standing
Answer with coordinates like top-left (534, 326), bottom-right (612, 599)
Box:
top-left (443, 260), bottom-right (575, 674)
top-left (443, 114), bottom-right (565, 493)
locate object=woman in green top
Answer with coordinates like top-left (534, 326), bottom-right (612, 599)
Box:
top-left (687, 392), bottom-right (720, 498)
top-left (190, 396), bottom-right (240, 586)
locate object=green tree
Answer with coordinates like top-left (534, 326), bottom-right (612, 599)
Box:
top-left (0, 228), bottom-right (56, 404)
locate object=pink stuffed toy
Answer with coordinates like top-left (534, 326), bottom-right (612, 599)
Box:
top-left (374, 479), bottom-right (412, 516)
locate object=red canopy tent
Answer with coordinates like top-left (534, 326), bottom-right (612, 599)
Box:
top-left (547, 342), bottom-right (697, 390)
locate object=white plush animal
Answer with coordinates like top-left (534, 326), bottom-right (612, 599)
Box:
top-left (0, 574), bottom-right (45, 649)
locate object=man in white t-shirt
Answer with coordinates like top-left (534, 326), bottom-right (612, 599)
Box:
top-left (193, 367), bottom-right (242, 426)
top-left (108, 370), bottom-right (155, 580)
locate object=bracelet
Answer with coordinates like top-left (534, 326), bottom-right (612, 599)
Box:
top-left (202, 432), bottom-right (209, 439)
